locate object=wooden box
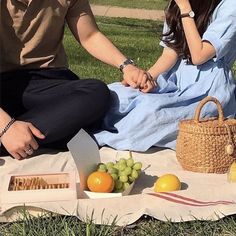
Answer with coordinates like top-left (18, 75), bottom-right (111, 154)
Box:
top-left (1, 172), bottom-right (77, 204)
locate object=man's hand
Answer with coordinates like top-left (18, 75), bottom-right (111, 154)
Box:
top-left (1, 121), bottom-right (45, 160)
top-left (121, 65), bottom-right (157, 93)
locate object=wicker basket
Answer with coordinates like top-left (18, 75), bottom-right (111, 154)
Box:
top-left (176, 96), bottom-right (236, 174)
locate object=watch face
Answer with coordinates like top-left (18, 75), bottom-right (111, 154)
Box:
top-left (189, 11), bottom-right (195, 18)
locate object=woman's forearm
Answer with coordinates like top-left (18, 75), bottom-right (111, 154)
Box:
top-left (176, 1), bottom-right (216, 65)
top-left (148, 48), bottom-right (178, 79)
top-left (181, 17), bottom-right (215, 65)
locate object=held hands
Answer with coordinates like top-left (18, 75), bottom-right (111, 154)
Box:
top-left (121, 65), bottom-right (157, 93)
top-left (1, 120), bottom-right (45, 160)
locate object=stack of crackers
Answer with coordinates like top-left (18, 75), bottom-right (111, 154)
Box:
top-left (9, 177), bottom-right (69, 191)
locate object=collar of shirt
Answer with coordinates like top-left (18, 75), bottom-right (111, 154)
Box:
top-left (14, 0), bottom-right (32, 7)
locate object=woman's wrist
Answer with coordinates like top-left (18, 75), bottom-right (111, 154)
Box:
top-left (146, 71), bottom-right (158, 87)
top-left (147, 71), bottom-right (158, 81)
top-left (146, 71), bottom-right (154, 81)
top-left (179, 4), bottom-right (192, 14)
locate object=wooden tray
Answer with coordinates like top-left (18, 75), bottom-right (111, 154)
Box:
top-left (1, 172), bottom-right (77, 204)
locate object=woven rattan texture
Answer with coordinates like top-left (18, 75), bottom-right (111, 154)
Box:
top-left (176, 97), bottom-right (236, 174)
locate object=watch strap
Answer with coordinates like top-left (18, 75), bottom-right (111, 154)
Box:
top-left (181, 10), bottom-right (195, 18)
top-left (181, 13), bottom-right (190, 18)
top-left (119, 59), bottom-right (135, 72)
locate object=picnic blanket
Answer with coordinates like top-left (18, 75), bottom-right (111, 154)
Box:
top-left (0, 147), bottom-right (236, 226)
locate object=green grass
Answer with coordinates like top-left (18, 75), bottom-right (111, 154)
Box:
top-left (1, 16), bottom-right (236, 235)
top-left (90, 0), bottom-right (168, 10)
top-left (64, 17), bottom-right (163, 84)
top-left (1, 211), bottom-right (236, 236)
top-left (0, 210), bottom-right (118, 236)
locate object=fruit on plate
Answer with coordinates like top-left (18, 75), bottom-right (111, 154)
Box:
top-left (227, 162), bottom-right (236, 183)
top-left (96, 151), bottom-right (143, 193)
top-left (154, 174), bottom-right (181, 192)
top-left (87, 171), bottom-right (114, 193)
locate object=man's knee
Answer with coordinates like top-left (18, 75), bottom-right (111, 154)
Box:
top-left (77, 79), bottom-right (110, 111)
top-left (92, 79), bottom-right (110, 103)
top-left (90, 80), bottom-right (111, 120)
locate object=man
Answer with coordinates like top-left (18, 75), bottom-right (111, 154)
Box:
top-left (0, 0), bottom-right (155, 159)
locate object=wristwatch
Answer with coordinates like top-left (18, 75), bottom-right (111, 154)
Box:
top-left (181, 10), bottom-right (195, 18)
top-left (119, 59), bottom-right (135, 72)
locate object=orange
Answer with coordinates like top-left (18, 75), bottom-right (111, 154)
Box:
top-left (87, 171), bottom-right (115, 193)
top-left (154, 174), bottom-right (181, 192)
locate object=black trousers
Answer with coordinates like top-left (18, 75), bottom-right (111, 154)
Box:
top-left (0, 68), bottom-right (110, 155)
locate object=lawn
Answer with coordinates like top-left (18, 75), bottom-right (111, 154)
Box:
top-left (1, 210), bottom-right (236, 235)
top-left (1, 16), bottom-right (236, 235)
top-left (90, 0), bottom-right (168, 10)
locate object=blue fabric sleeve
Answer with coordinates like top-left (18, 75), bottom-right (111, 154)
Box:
top-left (202, 0), bottom-right (236, 60)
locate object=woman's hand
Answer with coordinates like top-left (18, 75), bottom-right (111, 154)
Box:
top-left (1, 120), bottom-right (45, 160)
top-left (174, 0), bottom-right (192, 12)
top-left (139, 72), bottom-right (157, 93)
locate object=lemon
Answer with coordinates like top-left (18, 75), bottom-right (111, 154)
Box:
top-left (154, 174), bottom-right (181, 192)
top-left (227, 162), bottom-right (236, 183)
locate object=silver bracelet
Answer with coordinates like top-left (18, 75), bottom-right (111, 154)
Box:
top-left (0, 118), bottom-right (16, 138)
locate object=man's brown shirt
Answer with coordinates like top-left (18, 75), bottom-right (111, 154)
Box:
top-left (0, 0), bottom-right (81, 73)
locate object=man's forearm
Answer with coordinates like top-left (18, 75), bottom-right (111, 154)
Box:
top-left (81, 31), bottom-right (127, 69)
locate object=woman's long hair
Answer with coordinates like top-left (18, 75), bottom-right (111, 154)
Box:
top-left (163, 0), bottom-right (221, 61)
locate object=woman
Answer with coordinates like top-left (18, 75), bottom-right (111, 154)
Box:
top-left (94, 0), bottom-right (236, 151)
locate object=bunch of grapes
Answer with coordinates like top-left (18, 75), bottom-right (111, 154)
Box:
top-left (96, 154), bottom-right (142, 193)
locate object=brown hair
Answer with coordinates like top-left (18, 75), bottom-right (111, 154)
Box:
top-left (163, 0), bottom-right (221, 61)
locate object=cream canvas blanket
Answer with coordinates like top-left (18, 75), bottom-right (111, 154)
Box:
top-left (0, 147), bottom-right (236, 226)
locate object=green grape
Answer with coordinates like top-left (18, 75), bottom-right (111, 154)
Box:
top-left (119, 175), bottom-right (128, 183)
top-left (123, 182), bottom-right (130, 190)
top-left (118, 158), bottom-right (127, 165)
top-left (97, 168), bottom-right (106, 173)
top-left (133, 162), bottom-right (142, 171)
top-left (113, 163), bottom-right (119, 169)
top-left (119, 170), bottom-right (128, 176)
top-left (131, 169), bottom-right (139, 179)
top-left (106, 162), bottom-right (114, 169)
top-left (107, 167), bottom-right (118, 174)
top-left (115, 180), bottom-right (123, 190)
top-left (128, 176), bottom-right (135, 183)
top-left (113, 188), bottom-right (124, 193)
top-left (111, 173), bottom-right (118, 181)
top-left (124, 166), bottom-right (132, 175)
top-left (126, 158), bottom-right (134, 167)
top-left (98, 163), bottom-right (107, 171)
top-left (118, 163), bottom-right (126, 171)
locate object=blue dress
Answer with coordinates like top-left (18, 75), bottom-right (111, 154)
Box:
top-left (94, 0), bottom-right (236, 151)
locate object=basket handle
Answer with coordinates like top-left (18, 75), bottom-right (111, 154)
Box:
top-left (194, 96), bottom-right (224, 123)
